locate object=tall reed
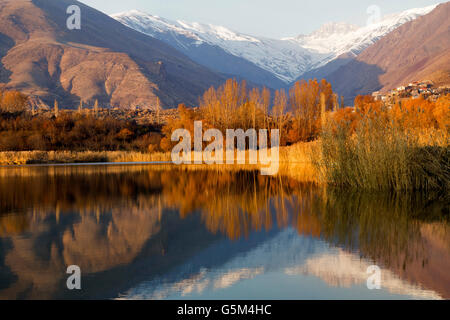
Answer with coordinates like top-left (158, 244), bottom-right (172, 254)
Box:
top-left (318, 114), bottom-right (449, 191)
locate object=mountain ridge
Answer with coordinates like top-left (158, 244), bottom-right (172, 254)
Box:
top-left (113, 4), bottom-right (438, 84)
top-left (0, 0), bottom-right (224, 108)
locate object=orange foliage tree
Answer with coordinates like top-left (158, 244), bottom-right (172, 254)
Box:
top-left (198, 79), bottom-right (271, 133)
top-left (160, 103), bottom-right (201, 152)
top-left (288, 79), bottom-right (336, 142)
top-left (328, 94), bottom-right (449, 139)
top-left (0, 90), bottom-right (28, 113)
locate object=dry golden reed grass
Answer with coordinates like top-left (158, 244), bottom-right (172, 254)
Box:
top-left (0, 142), bottom-right (320, 182)
top-left (278, 141), bottom-right (321, 182)
top-left (320, 118), bottom-right (449, 190)
top-left (0, 141), bottom-right (318, 165)
top-left (0, 150), bottom-right (172, 165)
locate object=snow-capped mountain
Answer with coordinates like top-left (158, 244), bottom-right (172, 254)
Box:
top-left (286, 4), bottom-right (439, 67)
top-left (122, 228), bottom-right (442, 300)
top-left (112, 10), bottom-right (318, 84)
top-left (112, 4), bottom-right (437, 85)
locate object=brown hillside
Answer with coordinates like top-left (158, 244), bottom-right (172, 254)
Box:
top-left (0, 0), bottom-right (223, 108)
top-left (328, 2), bottom-right (450, 102)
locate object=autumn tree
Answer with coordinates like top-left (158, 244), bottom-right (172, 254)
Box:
top-left (155, 96), bottom-right (162, 125)
top-left (199, 79), bottom-right (249, 132)
top-left (54, 99), bottom-right (59, 117)
top-left (433, 94), bottom-right (450, 131)
top-left (0, 90), bottom-right (28, 113)
top-left (272, 89), bottom-right (289, 145)
top-left (289, 79), bottom-right (335, 141)
top-left (261, 87), bottom-right (271, 128)
top-left (199, 79), bottom-right (272, 133)
top-left (94, 99), bottom-right (99, 117)
top-left (160, 103), bottom-right (199, 152)
top-left (390, 95), bottom-right (437, 130)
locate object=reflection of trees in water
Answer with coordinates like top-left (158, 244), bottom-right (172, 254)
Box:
top-left (0, 166), bottom-right (164, 218)
top-left (0, 166), bottom-right (448, 298)
top-left (0, 214), bottom-right (28, 236)
top-left (0, 167), bottom-right (322, 240)
top-left (159, 170), bottom-right (323, 240)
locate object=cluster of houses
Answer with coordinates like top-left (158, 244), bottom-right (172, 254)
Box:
top-left (372, 81), bottom-right (449, 103)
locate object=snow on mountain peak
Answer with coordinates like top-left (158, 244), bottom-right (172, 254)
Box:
top-left (286, 4), bottom-right (438, 60)
top-left (113, 11), bottom-right (259, 44)
top-left (113, 10), bottom-right (313, 82)
top-left (308, 22), bottom-right (360, 38)
top-left (112, 4), bottom-right (438, 83)
top-left (175, 20), bottom-right (261, 43)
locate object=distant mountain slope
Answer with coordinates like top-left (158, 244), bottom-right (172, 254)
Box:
top-left (0, 0), bottom-right (223, 108)
top-left (325, 2), bottom-right (450, 103)
top-left (113, 5), bottom-right (437, 84)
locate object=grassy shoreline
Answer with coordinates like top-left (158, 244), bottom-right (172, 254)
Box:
top-left (0, 150), bottom-right (171, 165)
top-left (0, 141), bottom-right (318, 165)
top-left (2, 137), bottom-right (447, 190)
top-left (0, 143), bottom-right (320, 184)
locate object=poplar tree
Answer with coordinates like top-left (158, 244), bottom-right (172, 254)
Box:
top-left (94, 99), bottom-right (99, 117)
top-left (156, 97), bottom-right (162, 124)
top-left (54, 99), bottom-right (59, 117)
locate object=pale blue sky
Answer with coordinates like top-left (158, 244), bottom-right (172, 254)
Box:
top-left (79, 0), bottom-right (446, 38)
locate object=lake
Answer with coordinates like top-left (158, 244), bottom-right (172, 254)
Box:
top-left (0, 164), bottom-right (448, 300)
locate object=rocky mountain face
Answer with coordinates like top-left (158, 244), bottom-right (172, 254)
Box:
top-left (0, 0), bottom-right (224, 108)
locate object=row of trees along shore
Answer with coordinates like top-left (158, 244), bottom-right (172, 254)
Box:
top-left (160, 79), bottom-right (338, 149)
top-left (1, 79), bottom-right (449, 190)
top-left (0, 79), bottom-right (339, 151)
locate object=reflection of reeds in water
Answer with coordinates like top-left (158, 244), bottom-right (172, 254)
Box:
top-left (314, 189), bottom-right (450, 270)
top-left (312, 189), bottom-right (450, 297)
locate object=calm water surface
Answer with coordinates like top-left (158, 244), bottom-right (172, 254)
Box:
top-left (0, 164), bottom-right (448, 300)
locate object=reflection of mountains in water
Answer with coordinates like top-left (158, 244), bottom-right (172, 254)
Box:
top-left (123, 228), bottom-right (442, 300)
top-left (0, 166), bottom-right (448, 299)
